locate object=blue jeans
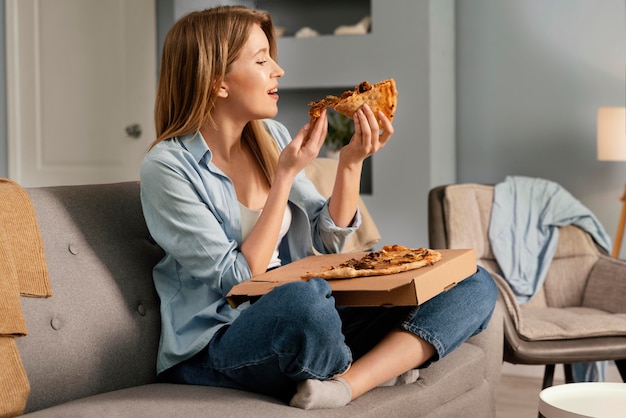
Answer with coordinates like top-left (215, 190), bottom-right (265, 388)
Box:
top-left (159, 266), bottom-right (497, 402)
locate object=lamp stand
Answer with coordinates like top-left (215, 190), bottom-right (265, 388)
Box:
top-left (613, 183), bottom-right (626, 258)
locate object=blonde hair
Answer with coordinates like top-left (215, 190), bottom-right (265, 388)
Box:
top-left (151, 6), bottom-right (280, 182)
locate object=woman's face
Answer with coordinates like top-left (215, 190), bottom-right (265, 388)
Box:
top-left (221, 24), bottom-right (284, 121)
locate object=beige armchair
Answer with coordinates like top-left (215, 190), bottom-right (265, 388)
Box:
top-left (428, 183), bottom-right (626, 389)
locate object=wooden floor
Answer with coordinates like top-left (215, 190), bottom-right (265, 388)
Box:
top-left (495, 365), bottom-right (623, 418)
top-left (495, 374), bottom-right (554, 418)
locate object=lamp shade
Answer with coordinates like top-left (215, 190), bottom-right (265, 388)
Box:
top-left (597, 107), bottom-right (626, 161)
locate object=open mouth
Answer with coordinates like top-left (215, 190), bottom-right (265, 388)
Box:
top-left (268, 88), bottom-right (278, 96)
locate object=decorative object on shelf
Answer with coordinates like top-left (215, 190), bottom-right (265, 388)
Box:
top-left (597, 106), bottom-right (626, 257)
top-left (334, 16), bottom-right (371, 36)
top-left (295, 26), bottom-right (319, 38)
top-left (325, 111), bottom-right (354, 156)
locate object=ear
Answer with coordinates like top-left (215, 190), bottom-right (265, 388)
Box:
top-left (216, 82), bottom-right (229, 99)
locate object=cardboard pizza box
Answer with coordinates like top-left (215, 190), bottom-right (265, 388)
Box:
top-left (226, 248), bottom-right (476, 308)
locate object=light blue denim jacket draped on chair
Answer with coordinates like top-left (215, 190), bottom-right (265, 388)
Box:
top-left (489, 175), bottom-right (613, 382)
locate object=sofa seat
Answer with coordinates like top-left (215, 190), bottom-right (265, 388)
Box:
top-left (22, 326), bottom-right (499, 418)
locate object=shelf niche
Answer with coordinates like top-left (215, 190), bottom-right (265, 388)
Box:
top-left (257, 0), bottom-right (371, 38)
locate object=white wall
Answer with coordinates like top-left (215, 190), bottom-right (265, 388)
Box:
top-left (457, 0), bottom-right (626, 257)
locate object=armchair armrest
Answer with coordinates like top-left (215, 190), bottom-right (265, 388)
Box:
top-left (490, 270), bottom-right (524, 331)
top-left (582, 255), bottom-right (626, 313)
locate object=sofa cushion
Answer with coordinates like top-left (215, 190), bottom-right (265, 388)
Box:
top-left (518, 307), bottom-right (626, 341)
top-left (22, 336), bottom-right (489, 418)
top-left (18, 183), bottom-right (165, 413)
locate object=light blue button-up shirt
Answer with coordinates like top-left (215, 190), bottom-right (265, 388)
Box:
top-left (140, 119), bottom-right (360, 373)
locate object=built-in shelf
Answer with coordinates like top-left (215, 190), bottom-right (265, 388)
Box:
top-left (257, 0), bottom-right (371, 37)
top-left (249, 0), bottom-right (375, 89)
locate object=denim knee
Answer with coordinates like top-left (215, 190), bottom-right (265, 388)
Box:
top-left (470, 266), bottom-right (498, 333)
top-left (265, 279), bottom-right (351, 379)
top-left (268, 279), bottom-right (343, 344)
top-left (399, 265), bottom-right (498, 364)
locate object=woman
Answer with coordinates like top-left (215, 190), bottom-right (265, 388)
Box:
top-left (140, 5), bottom-right (497, 410)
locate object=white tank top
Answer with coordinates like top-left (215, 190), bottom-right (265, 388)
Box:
top-left (239, 203), bottom-right (292, 270)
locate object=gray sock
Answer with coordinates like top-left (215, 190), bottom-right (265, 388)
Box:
top-left (289, 377), bottom-right (352, 410)
top-left (379, 369), bottom-right (420, 387)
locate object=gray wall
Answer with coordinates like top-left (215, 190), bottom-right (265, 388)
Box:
top-left (456, 0), bottom-right (626, 257)
top-left (156, 0), bottom-right (174, 72)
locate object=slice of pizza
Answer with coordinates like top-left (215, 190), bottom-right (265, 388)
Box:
top-left (301, 245), bottom-right (442, 279)
top-left (308, 79), bottom-right (398, 124)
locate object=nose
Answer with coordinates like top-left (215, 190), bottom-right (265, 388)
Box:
top-left (274, 63), bottom-right (285, 78)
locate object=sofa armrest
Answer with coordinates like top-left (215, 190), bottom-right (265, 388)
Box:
top-left (582, 255), bottom-right (626, 313)
top-left (466, 300), bottom-right (504, 405)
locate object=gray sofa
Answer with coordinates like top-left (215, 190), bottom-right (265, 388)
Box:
top-left (11, 168), bottom-right (503, 417)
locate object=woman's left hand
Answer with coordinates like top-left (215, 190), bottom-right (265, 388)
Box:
top-left (278, 109), bottom-right (328, 177)
top-left (340, 103), bottom-right (394, 164)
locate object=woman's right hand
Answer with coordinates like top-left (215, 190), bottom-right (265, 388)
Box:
top-left (278, 109), bottom-right (328, 176)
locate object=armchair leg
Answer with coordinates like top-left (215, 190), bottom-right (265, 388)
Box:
top-left (542, 364), bottom-right (556, 389)
top-left (563, 364), bottom-right (574, 383)
top-left (538, 365), bottom-right (558, 418)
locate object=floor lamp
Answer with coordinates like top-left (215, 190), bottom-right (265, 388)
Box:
top-left (597, 107), bottom-right (626, 258)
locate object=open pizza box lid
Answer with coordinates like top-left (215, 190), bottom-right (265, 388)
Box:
top-left (227, 248), bottom-right (476, 307)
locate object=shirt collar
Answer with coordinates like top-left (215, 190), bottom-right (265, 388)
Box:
top-left (178, 132), bottom-right (211, 164)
